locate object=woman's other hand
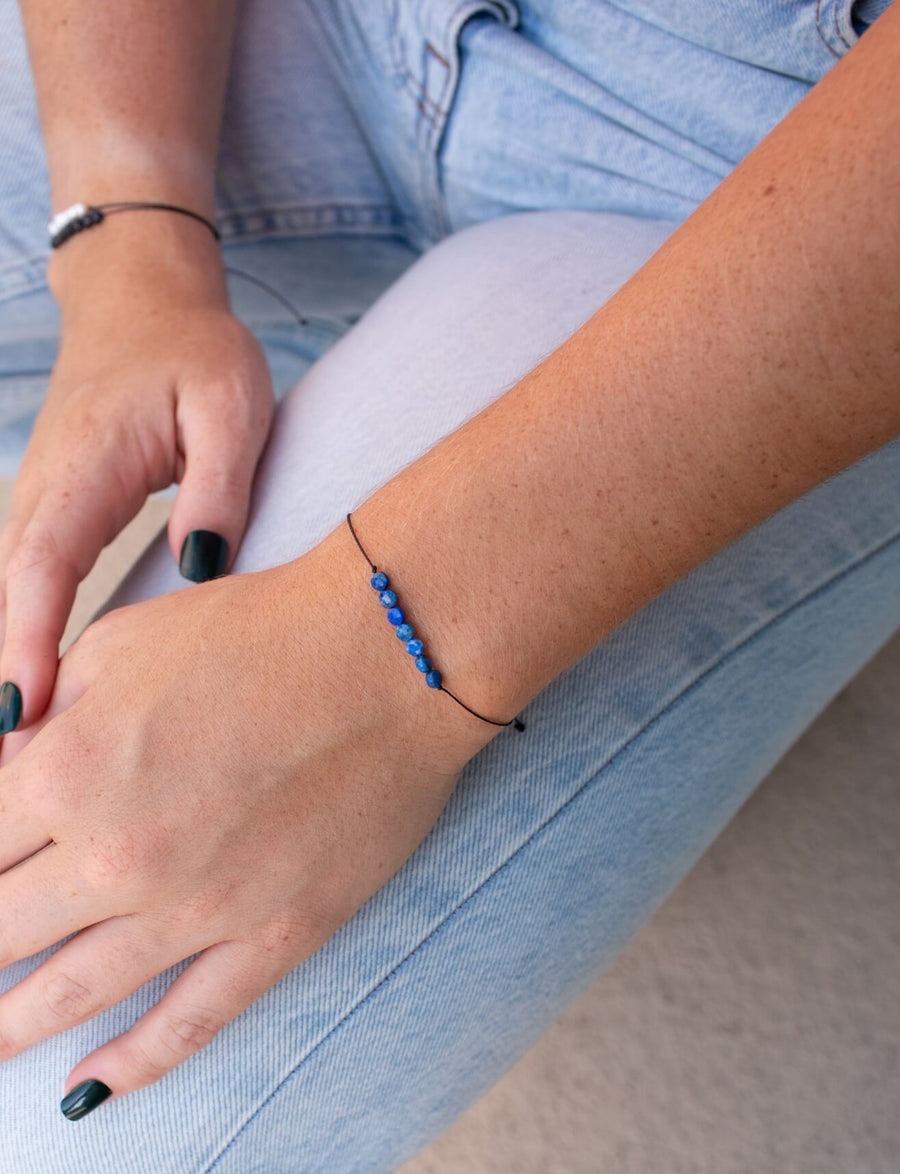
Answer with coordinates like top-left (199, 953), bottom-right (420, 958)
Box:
top-left (0, 214), bottom-right (275, 731)
top-left (0, 521), bottom-right (483, 1111)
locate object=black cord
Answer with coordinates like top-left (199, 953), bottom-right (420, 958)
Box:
top-left (48, 202), bottom-right (313, 329)
top-left (223, 266), bottom-right (309, 327)
top-left (48, 201), bottom-right (221, 248)
top-left (96, 201), bottom-right (221, 241)
top-left (346, 513), bottom-right (526, 732)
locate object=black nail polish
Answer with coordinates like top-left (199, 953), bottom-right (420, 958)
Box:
top-left (60, 1079), bottom-right (112, 1121)
top-left (0, 681), bottom-right (22, 735)
top-left (179, 529), bottom-right (229, 582)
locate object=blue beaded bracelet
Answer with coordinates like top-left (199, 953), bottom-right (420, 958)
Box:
top-left (346, 513), bottom-right (525, 732)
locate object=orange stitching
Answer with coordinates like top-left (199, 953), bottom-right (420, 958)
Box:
top-left (815, 0), bottom-right (845, 58)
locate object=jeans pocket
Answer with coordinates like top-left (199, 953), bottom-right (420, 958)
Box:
top-left (388, 0), bottom-right (518, 246)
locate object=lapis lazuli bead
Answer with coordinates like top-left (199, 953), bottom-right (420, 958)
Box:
top-left (415, 656), bottom-right (431, 673)
top-left (406, 638), bottom-right (424, 657)
top-left (425, 668), bottom-right (443, 688)
top-left (370, 572), bottom-right (389, 591)
top-left (378, 589), bottom-right (397, 608)
top-left (386, 607), bottom-right (405, 626)
top-left (396, 623), bottom-right (414, 641)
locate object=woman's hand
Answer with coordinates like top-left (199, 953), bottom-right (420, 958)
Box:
top-left (0, 521), bottom-right (484, 1112)
top-left (0, 216), bottom-right (275, 733)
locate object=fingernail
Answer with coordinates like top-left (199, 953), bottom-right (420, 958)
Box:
top-left (0, 681), bottom-right (22, 735)
top-left (179, 530), bottom-right (229, 582)
top-left (60, 1079), bottom-right (113, 1121)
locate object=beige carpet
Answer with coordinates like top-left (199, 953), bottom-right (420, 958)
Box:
top-left (0, 480), bottom-right (896, 1173)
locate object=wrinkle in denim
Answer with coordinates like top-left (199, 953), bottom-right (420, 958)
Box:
top-left (0, 0), bottom-right (896, 1168)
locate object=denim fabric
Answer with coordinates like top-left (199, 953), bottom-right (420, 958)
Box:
top-left (0, 2), bottom-right (897, 1171)
top-left (0, 0), bottom-right (893, 452)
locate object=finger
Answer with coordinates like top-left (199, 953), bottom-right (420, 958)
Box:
top-left (0, 475), bottom-right (142, 730)
top-left (62, 936), bottom-right (289, 1113)
top-left (0, 815), bottom-right (51, 876)
top-left (0, 478), bottom-right (46, 656)
top-left (0, 615), bottom-right (96, 767)
top-left (0, 839), bottom-right (128, 968)
top-left (168, 394), bottom-right (267, 583)
top-left (0, 914), bottom-right (197, 1076)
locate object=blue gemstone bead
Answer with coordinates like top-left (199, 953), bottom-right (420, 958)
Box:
top-left (415, 656), bottom-right (431, 673)
top-left (370, 572), bottom-right (389, 591)
top-left (378, 589), bottom-right (397, 608)
top-left (396, 623), bottom-right (414, 641)
top-left (386, 607), bottom-right (405, 626)
top-left (406, 638), bottom-right (424, 657)
top-left (425, 668), bottom-right (443, 688)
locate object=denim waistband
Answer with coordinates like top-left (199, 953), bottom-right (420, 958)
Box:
top-left (0, 0), bottom-right (894, 297)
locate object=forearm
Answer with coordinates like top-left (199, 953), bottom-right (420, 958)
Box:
top-left (330, 4), bottom-right (900, 749)
top-left (19, 0), bottom-right (236, 300)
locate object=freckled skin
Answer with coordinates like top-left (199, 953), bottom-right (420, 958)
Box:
top-left (1, 0), bottom-right (897, 1115)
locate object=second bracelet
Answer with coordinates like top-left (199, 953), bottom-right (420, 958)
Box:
top-left (346, 513), bottom-right (526, 733)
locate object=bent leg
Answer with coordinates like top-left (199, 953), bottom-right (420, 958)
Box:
top-left (0, 209), bottom-right (897, 1172)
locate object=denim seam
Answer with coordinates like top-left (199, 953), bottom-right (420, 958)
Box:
top-left (414, 0), bottom-right (503, 129)
top-left (424, 40), bottom-right (453, 121)
top-left (0, 255), bottom-right (51, 303)
top-left (214, 203), bottom-right (409, 243)
top-left (598, 0), bottom-right (846, 72)
top-left (0, 204), bottom-right (413, 303)
top-left (815, 0), bottom-right (848, 56)
top-left (203, 520), bottom-right (900, 1173)
top-left (394, 65), bottom-right (446, 126)
top-left (385, 3), bottom-right (444, 128)
top-left (421, 4), bottom-right (505, 243)
top-left (832, 0), bottom-right (855, 51)
top-left (421, 0), bottom-right (482, 142)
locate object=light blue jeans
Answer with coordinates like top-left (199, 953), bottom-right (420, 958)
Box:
top-left (0, 2), bottom-right (897, 1170)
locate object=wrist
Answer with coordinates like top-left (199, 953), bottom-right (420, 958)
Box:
top-left (48, 209), bottom-right (228, 324)
top-left (328, 498), bottom-right (527, 753)
top-left (277, 522), bottom-right (500, 778)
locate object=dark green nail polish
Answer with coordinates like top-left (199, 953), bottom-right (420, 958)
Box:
top-left (60, 1079), bottom-right (112, 1121)
top-left (179, 529), bottom-right (229, 582)
top-left (0, 681), bottom-right (22, 735)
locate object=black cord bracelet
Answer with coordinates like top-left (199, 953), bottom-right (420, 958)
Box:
top-left (346, 513), bottom-right (526, 733)
top-left (47, 201), bottom-right (220, 249)
top-left (45, 200), bottom-right (313, 329)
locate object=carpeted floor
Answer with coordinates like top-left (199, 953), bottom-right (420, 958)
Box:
top-left (2, 482), bottom-right (896, 1174)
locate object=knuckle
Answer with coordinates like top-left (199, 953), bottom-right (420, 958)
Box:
top-left (201, 367), bottom-right (269, 428)
top-left (123, 1037), bottom-right (170, 1085)
top-left (41, 971), bottom-right (98, 1022)
top-left (6, 530), bottom-right (61, 580)
top-left (256, 908), bottom-right (331, 960)
top-left (159, 1006), bottom-right (222, 1056)
top-left (202, 374), bottom-right (250, 405)
top-left (0, 1019), bottom-right (22, 1062)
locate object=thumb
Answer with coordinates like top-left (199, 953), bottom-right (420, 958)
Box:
top-left (168, 403), bottom-right (263, 583)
